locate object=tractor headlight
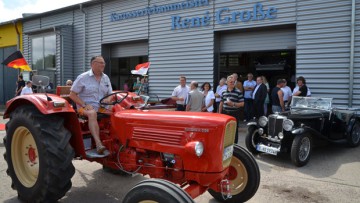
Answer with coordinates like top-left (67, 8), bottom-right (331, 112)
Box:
top-left (258, 116), bottom-right (268, 127)
top-left (283, 119), bottom-right (294, 131)
top-left (194, 142), bottom-right (204, 157)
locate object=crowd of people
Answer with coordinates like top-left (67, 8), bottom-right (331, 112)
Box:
top-left (171, 74), bottom-right (311, 141)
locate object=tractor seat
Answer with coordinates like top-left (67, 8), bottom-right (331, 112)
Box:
top-left (56, 86), bottom-right (72, 102)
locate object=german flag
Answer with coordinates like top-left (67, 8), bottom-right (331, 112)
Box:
top-left (2, 51), bottom-right (31, 71)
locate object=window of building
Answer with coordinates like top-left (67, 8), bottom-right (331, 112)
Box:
top-left (31, 34), bottom-right (56, 70)
top-left (31, 34), bottom-right (56, 91)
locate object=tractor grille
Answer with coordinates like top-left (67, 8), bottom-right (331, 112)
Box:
top-left (268, 114), bottom-right (285, 137)
top-left (133, 127), bottom-right (183, 145)
top-left (222, 120), bottom-right (236, 168)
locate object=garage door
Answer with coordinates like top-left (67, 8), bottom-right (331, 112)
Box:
top-left (220, 28), bottom-right (296, 53)
top-left (111, 41), bottom-right (148, 58)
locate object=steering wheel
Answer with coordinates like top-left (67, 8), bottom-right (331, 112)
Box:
top-left (99, 91), bottom-right (129, 106)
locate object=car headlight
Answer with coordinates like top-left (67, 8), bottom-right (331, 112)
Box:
top-left (283, 119), bottom-right (294, 131)
top-left (278, 132), bottom-right (284, 139)
top-left (194, 142), bottom-right (204, 157)
top-left (258, 116), bottom-right (268, 127)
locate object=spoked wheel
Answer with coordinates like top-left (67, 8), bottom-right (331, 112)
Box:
top-left (123, 179), bottom-right (194, 203)
top-left (208, 145), bottom-right (260, 203)
top-left (348, 121), bottom-right (360, 147)
top-left (245, 126), bottom-right (261, 154)
top-left (3, 105), bottom-right (75, 202)
top-left (291, 133), bottom-right (312, 167)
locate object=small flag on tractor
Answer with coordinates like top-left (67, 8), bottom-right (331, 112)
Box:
top-left (131, 62), bottom-right (150, 75)
top-left (1, 50), bottom-right (31, 71)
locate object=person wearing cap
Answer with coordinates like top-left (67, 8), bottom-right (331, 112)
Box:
top-left (20, 81), bottom-right (33, 95)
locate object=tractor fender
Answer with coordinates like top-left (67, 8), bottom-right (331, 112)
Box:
top-left (4, 95), bottom-right (86, 157)
top-left (3, 94), bottom-right (75, 118)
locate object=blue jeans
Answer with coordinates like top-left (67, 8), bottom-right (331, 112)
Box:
top-left (176, 104), bottom-right (186, 111)
top-left (272, 105), bottom-right (282, 113)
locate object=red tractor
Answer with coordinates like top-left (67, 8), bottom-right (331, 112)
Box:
top-left (3, 76), bottom-right (260, 203)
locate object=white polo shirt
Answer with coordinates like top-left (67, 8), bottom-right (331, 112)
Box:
top-left (172, 85), bottom-right (190, 105)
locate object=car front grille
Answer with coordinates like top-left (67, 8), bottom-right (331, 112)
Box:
top-left (268, 114), bottom-right (286, 137)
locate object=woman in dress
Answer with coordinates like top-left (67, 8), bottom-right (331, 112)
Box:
top-left (201, 82), bottom-right (215, 113)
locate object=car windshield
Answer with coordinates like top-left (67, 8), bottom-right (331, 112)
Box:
top-left (291, 96), bottom-right (332, 110)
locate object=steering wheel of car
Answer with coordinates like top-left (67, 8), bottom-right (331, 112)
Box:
top-left (99, 91), bottom-right (129, 106)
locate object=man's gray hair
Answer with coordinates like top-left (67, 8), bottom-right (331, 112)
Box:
top-left (191, 81), bottom-right (198, 88)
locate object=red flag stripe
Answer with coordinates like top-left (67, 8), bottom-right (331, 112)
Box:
top-left (8, 58), bottom-right (28, 67)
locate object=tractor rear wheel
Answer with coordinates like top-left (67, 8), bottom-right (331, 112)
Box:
top-left (123, 179), bottom-right (194, 203)
top-left (3, 105), bottom-right (75, 202)
top-left (208, 145), bottom-right (260, 203)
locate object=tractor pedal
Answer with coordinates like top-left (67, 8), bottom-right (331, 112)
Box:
top-left (85, 149), bottom-right (110, 158)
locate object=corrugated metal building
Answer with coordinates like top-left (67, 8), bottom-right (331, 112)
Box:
top-left (19, 0), bottom-right (359, 107)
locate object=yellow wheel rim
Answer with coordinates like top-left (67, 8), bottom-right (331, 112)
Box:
top-left (228, 156), bottom-right (248, 195)
top-left (11, 126), bottom-right (39, 188)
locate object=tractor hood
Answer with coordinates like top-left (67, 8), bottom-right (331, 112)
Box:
top-left (111, 110), bottom-right (237, 173)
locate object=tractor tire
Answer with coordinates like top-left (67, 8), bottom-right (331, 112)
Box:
top-left (208, 145), bottom-right (260, 203)
top-left (3, 105), bottom-right (75, 202)
top-left (347, 121), bottom-right (360, 147)
top-left (123, 179), bottom-right (194, 203)
top-left (245, 126), bottom-right (261, 154)
top-left (291, 133), bottom-right (312, 167)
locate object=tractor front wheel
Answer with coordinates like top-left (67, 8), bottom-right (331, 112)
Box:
top-left (3, 105), bottom-right (75, 202)
top-left (208, 145), bottom-right (260, 203)
top-left (123, 179), bottom-right (194, 203)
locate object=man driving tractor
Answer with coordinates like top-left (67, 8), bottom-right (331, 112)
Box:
top-left (69, 55), bottom-right (112, 154)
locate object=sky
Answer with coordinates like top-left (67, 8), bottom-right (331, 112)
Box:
top-left (0, 0), bottom-right (91, 23)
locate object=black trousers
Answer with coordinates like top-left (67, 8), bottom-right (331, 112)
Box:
top-left (222, 108), bottom-right (240, 144)
top-left (244, 98), bottom-right (253, 121)
top-left (253, 101), bottom-right (265, 119)
top-left (176, 104), bottom-right (186, 111)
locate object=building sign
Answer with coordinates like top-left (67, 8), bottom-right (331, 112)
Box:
top-left (172, 3), bottom-right (277, 30)
top-left (111, 0), bottom-right (209, 22)
top-left (110, 1), bottom-right (277, 30)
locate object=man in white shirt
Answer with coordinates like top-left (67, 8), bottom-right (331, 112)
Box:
top-left (214, 77), bottom-right (227, 113)
top-left (281, 80), bottom-right (292, 106)
top-left (243, 73), bottom-right (256, 121)
top-left (20, 81), bottom-right (33, 95)
top-left (171, 76), bottom-right (190, 111)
